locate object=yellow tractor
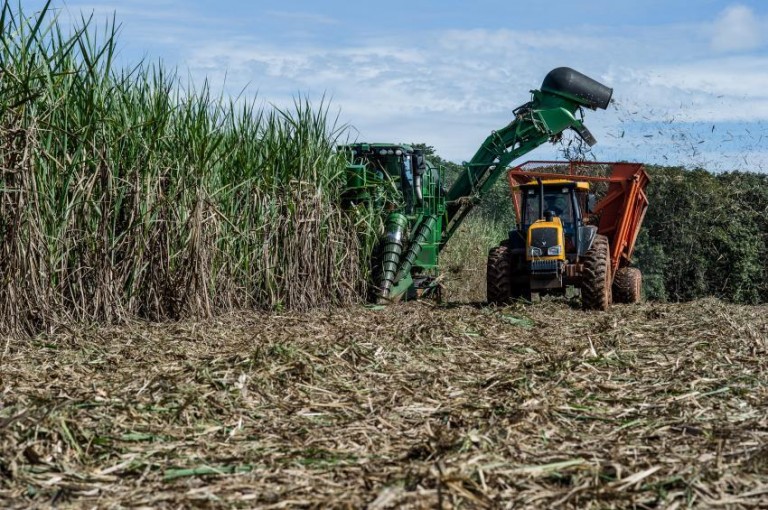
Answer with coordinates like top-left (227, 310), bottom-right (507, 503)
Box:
top-left (487, 161), bottom-right (649, 310)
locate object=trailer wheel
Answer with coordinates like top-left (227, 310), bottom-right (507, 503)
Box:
top-left (613, 267), bottom-right (642, 304)
top-left (487, 245), bottom-right (512, 304)
top-left (581, 234), bottom-right (612, 311)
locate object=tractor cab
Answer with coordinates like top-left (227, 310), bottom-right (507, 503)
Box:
top-left (518, 180), bottom-right (591, 261)
top-left (500, 178), bottom-right (598, 295)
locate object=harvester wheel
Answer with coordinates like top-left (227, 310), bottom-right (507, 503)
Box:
top-left (487, 245), bottom-right (512, 304)
top-left (581, 234), bottom-right (612, 311)
top-left (613, 267), bottom-right (642, 304)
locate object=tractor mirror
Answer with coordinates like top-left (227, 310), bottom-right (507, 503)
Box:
top-left (587, 194), bottom-right (597, 213)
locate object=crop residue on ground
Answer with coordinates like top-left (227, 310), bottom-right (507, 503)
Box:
top-left (1, 299), bottom-right (767, 508)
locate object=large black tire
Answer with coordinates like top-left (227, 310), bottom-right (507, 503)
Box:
top-left (487, 245), bottom-right (512, 304)
top-left (613, 267), bottom-right (642, 304)
top-left (581, 234), bottom-right (612, 311)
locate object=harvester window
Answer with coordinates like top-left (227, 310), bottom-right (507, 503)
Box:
top-left (399, 155), bottom-right (415, 213)
top-left (402, 156), bottom-right (414, 186)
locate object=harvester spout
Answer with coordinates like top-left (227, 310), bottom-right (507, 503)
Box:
top-left (540, 67), bottom-right (613, 110)
top-left (538, 67), bottom-right (612, 147)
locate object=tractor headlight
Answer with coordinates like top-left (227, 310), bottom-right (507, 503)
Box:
top-left (529, 247), bottom-right (543, 257)
top-left (547, 245), bottom-right (562, 256)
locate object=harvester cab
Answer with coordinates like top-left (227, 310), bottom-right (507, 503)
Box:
top-left (342, 143), bottom-right (441, 214)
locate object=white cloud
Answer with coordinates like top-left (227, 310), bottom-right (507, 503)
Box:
top-left (181, 18), bottom-right (768, 170)
top-left (53, 0), bottom-right (234, 50)
top-left (45, 0), bottom-right (768, 171)
top-left (265, 11), bottom-right (339, 25)
top-left (711, 4), bottom-right (763, 52)
top-left (608, 57), bottom-right (768, 126)
top-left (57, 1), bottom-right (183, 23)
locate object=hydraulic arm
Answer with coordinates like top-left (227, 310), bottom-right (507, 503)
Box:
top-left (442, 67), bottom-right (613, 246)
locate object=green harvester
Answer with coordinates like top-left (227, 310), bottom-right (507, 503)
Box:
top-left (341, 68), bottom-right (613, 302)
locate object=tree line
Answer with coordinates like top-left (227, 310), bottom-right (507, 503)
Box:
top-left (634, 167), bottom-right (767, 304)
top-left (422, 143), bottom-right (768, 305)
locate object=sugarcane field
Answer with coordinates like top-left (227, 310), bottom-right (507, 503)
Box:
top-left (2, 1), bottom-right (768, 509)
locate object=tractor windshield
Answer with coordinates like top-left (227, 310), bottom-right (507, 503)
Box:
top-left (522, 188), bottom-right (574, 227)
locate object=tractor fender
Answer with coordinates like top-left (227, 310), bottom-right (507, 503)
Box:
top-left (577, 225), bottom-right (599, 256)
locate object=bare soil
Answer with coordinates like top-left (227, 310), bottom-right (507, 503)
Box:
top-left (1, 299), bottom-right (767, 508)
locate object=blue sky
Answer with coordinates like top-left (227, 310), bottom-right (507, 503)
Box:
top-left (25, 1), bottom-right (768, 171)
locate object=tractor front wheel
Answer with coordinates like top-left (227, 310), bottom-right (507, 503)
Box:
top-left (487, 245), bottom-right (512, 305)
top-left (581, 234), bottom-right (612, 311)
top-left (613, 267), bottom-right (642, 304)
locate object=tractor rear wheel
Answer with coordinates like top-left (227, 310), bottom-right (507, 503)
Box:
top-left (613, 267), bottom-right (642, 304)
top-left (581, 234), bottom-right (612, 311)
top-left (487, 245), bottom-right (512, 304)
